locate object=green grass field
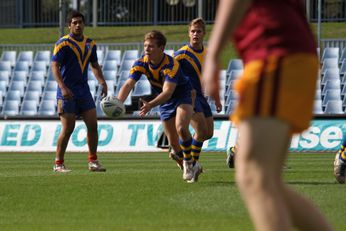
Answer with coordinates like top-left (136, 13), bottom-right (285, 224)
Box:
top-left (0, 152), bottom-right (344, 231)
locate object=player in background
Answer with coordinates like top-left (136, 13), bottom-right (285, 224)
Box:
top-left (173, 18), bottom-right (222, 180)
top-left (51, 10), bottom-right (107, 172)
top-left (117, 30), bottom-right (201, 182)
top-left (203, 1), bottom-right (334, 230)
top-left (334, 137), bottom-right (346, 183)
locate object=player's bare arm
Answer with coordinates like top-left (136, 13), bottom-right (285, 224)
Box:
top-left (90, 62), bottom-right (108, 97)
top-left (51, 61), bottom-right (73, 100)
top-left (203, 0), bottom-right (250, 102)
top-left (117, 78), bottom-right (136, 103)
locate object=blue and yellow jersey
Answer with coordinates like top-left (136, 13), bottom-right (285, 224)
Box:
top-left (174, 44), bottom-right (206, 96)
top-left (129, 54), bottom-right (190, 95)
top-left (52, 34), bottom-right (98, 97)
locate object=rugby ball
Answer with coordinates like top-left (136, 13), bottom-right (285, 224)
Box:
top-left (100, 96), bottom-right (125, 118)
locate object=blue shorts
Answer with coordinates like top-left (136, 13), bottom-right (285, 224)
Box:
top-left (159, 89), bottom-right (192, 121)
top-left (57, 92), bottom-right (95, 116)
top-left (194, 95), bottom-right (212, 118)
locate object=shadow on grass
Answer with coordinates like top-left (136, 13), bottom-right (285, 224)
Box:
top-left (287, 181), bottom-right (336, 185)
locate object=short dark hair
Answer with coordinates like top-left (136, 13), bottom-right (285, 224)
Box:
top-left (67, 10), bottom-right (85, 25)
top-left (144, 30), bottom-right (167, 48)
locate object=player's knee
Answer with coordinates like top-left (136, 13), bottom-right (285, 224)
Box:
top-left (176, 125), bottom-right (190, 140)
top-left (236, 161), bottom-right (270, 196)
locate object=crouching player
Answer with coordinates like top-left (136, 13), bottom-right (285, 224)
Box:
top-left (117, 30), bottom-right (202, 182)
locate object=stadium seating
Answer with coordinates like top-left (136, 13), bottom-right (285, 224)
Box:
top-left (122, 50), bottom-right (139, 61)
top-left (132, 79), bottom-right (151, 98)
top-left (20, 100), bottom-right (38, 115)
top-left (2, 48), bottom-right (346, 117)
top-left (324, 100), bottom-right (344, 114)
top-left (0, 61), bottom-right (12, 72)
top-left (0, 71), bottom-right (10, 84)
top-left (104, 50), bottom-right (121, 63)
top-left (2, 100), bottom-right (20, 116)
top-left (118, 59), bottom-right (135, 73)
top-left (321, 47), bottom-right (339, 61)
top-left (0, 51), bottom-right (16, 67)
top-left (38, 100), bottom-right (56, 115)
top-left (17, 51), bottom-right (34, 67)
top-left (34, 50), bottom-right (51, 67)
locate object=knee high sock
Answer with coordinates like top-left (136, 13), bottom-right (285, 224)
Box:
top-left (191, 139), bottom-right (203, 163)
top-left (179, 138), bottom-right (192, 161)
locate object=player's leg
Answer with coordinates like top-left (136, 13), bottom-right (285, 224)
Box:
top-left (283, 185), bottom-right (334, 231)
top-left (162, 117), bottom-right (183, 170)
top-left (54, 112), bottom-right (75, 172)
top-left (175, 104), bottom-right (193, 180)
top-left (236, 118), bottom-right (292, 231)
top-left (334, 135), bottom-right (346, 183)
top-left (82, 107), bottom-right (106, 172)
top-left (190, 112), bottom-right (213, 163)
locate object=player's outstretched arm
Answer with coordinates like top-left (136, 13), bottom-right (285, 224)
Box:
top-left (117, 78), bottom-right (136, 103)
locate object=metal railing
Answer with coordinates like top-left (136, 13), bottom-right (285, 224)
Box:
top-left (0, 42), bottom-right (190, 55)
top-left (0, 0), bottom-right (219, 28)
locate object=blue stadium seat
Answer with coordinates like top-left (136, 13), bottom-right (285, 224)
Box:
top-left (321, 68), bottom-right (340, 86)
top-left (103, 70), bottom-right (117, 81)
top-left (11, 71), bottom-right (27, 83)
top-left (227, 59), bottom-right (243, 73)
top-left (96, 101), bottom-right (106, 117)
top-left (26, 80), bottom-right (43, 94)
top-left (321, 47), bottom-right (339, 62)
top-left (38, 100), bottom-right (56, 116)
top-left (122, 50), bottom-right (139, 61)
top-left (322, 89), bottom-right (341, 107)
top-left (17, 51), bottom-right (34, 66)
top-left (313, 99), bottom-right (323, 114)
top-left (315, 89), bottom-right (322, 100)
top-left (0, 61), bottom-right (12, 72)
top-left (23, 90), bottom-right (40, 104)
top-left (14, 61), bottom-right (30, 72)
top-left (102, 60), bottom-right (118, 72)
top-left (20, 100), bottom-right (38, 115)
top-left (340, 60), bottom-right (346, 78)
top-left (340, 48), bottom-right (346, 64)
top-left (44, 81), bottom-right (58, 92)
top-left (2, 100), bottom-right (20, 116)
top-left (1, 51), bottom-right (16, 67)
top-left (0, 80), bottom-right (7, 93)
top-left (97, 50), bottom-right (104, 65)
top-left (5, 90), bottom-right (21, 101)
top-left (324, 100), bottom-right (344, 114)
top-left (47, 67), bottom-right (55, 81)
top-left (0, 71), bottom-right (10, 84)
top-left (29, 71), bottom-right (46, 86)
top-left (31, 61), bottom-right (47, 72)
top-left (0, 90), bottom-right (3, 108)
top-left (321, 79), bottom-right (341, 95)
top-left (34, 50), bottom-right (51, 67)
top-left (8, 81), bottom-right (25, 97)
top-left (132, 79), bottom-right (151, 97)
top-left (88, 80), bottom-right (97, 96)
top-left (117, 71), bottom-right (129, 85)
top-left (104, 50), bottom-right (121, 63)
top-left (118, 59), bottom-right (135, 73)
top-left (41, 91), bottom-right (56, 103)
top-left (321, 58), bottom-right (339, 74)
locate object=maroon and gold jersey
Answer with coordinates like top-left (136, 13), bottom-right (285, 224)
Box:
top-left (233, 0), bottom-right (316, 63)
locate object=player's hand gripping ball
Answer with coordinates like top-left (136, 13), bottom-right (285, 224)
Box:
top-left (100, 96), bottom-right (125, 118)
